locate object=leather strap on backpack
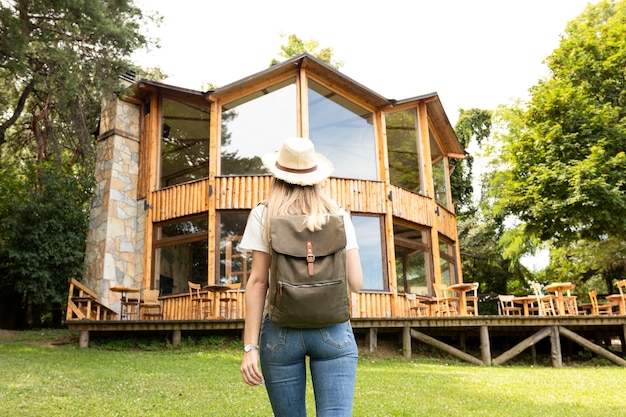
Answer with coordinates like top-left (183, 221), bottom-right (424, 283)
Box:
top-left (306, 241), bottom-right (315, 276)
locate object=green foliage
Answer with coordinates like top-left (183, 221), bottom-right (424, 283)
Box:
top-left (270, 34), bottom-right (344, 69)
top-left (492, 0), bottom-right (626, 244)
top-left (0, 0), bottom-right (159, 327)
top-left (0, 162), bottom-right (94, 317)
top-left (0, 0), bottom-right (159, 163)
top-left (451, 108), bottom-right (492, 212)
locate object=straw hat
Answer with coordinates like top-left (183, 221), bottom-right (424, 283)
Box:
top-left (261, 137), bottom-right (333, 186)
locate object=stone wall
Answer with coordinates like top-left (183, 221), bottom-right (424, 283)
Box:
top-left (83, 94), bottom-right (144, 311)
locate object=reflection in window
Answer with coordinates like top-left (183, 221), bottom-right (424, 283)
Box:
top-left (153, 215), bottom-right (208, 294)
top-left (220, 79), bottom-right (297, 175)
top-left (352, 215), bottom-right (385, 290)
top-left (430, 128), bottom-right (449, 208)
top-left (308, 79), bottom-right (377, 180)
top-left (217, 211), bottom-right (251, 287)
top-left (394, 222), bottom-right (430, 295)
top-left (385, 109), bottom-right (421, 192)
top-left (160, 97), bottom-right (210, 188)
top-left (439, 238), bottom-right (457, 286)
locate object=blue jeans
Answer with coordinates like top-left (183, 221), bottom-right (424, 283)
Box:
top-left (259, 316), bottom-right (358, 417)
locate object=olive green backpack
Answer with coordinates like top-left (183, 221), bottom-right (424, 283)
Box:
top-left (268, 214), bottom-right (350, 328)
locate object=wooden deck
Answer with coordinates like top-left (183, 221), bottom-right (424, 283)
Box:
top-left (66, 315), bottom-right (626, 367)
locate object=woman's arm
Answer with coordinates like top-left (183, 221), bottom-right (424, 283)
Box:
top-left (346, 248), bottom-right (363, 293)
top-left (240, 250), bottom-right (270, 386)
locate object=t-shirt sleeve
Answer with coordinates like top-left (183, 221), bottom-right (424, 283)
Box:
top-left (340, 209), bottom-right (359, 251)
top-left (239, 204), bottom-right (270, 253)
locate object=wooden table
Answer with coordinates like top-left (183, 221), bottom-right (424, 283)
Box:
top-left (606, 294), bottom-right (625, 315)
top-left (543, 282), bottom-right (576, 315)
top-left (513, 295), bottom-right (538, 316)
top-left (203, 284), bottom-right (230, 318)
top-left (110, 286), bottom-right (140, 319)
top-left (447, 283), bottom-right (477, 316)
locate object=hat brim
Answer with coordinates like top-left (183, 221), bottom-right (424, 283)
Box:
top-left (261, 152), bottom-right (334, 186)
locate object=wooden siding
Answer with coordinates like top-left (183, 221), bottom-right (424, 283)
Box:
top-left (151, 179), bottom-right (210, 222)
top-left (159, 291), bottom-right (397, 320)
top-left (390, 186), bottom-right (432, 226)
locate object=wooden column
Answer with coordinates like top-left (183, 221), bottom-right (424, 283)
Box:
top-left (402, 326), bottom-right (412, 359)
top-left (550, 326), bottom-right (562, 367)
top-left (480, 325), bottom-right (491, 366)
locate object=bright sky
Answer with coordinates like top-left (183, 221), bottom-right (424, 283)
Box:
top-left (133, 0), bottom-right (598, 125)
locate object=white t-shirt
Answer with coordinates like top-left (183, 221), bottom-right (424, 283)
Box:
top-left (239, 204), bottom-right (359, 254)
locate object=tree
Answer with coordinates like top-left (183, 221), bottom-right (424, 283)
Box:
top-left (451, 108), bottom-right (492, 213)
top-left (489, 0), bottom-right (626, 285)
top-left (0, 0), bottom-right (158, 328)
top-left (0, 0), bottom-right (159, 164)
top-left (492, 0), bottom-right (626, 243)
top-left (270, 34), bottom-right (344, 69)
top-left (0, 163), bottom-right (93, 328)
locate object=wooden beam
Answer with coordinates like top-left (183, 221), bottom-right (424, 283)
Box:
top-left (410, 329), bottom-right (484, 365)
top-left (559, 326), bottom-right (626, 367)
top-left (492, 327), bottom-right (552, 366)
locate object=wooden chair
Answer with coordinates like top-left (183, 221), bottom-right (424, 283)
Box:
top-left (188, 281), bottom-right (211, 319)
top-left (588, 290), bottom-right (614, 315)
top-left (465, 282), bottom-right (479, 316)
top-left (219, 283), bottom-right (241, 319)
top-left (225, 235), bottom-right (250, 287)
top-left (530, 282), bottom-right (556, 316)
top-left (498, 295), bottom-right (522, 315)
top-left (617, 280), bottom-right (626, 314)
top-left (140, 289), bottom-right (163, 320)
top-left (121, 288), bottom-right (141, 320)
top-left (433, 283), bottom-right (458, 317)
top-left (405, 293), bottom-right (430, 317)
top-left (563, 289), bottom-right (581, 315)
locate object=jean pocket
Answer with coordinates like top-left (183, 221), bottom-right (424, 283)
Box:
top-left (319, 322), bottom-right (354, 349)
top-left (260, 316), bottom-right (287, 353)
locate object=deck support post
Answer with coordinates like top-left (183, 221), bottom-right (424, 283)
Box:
top-left (479, 325), bottom-right (491, 365)
top-left (402, 327), bottom-right (411, 358)
top-left (172, 330), bottom-right (181, 349)
top-left (622, 324), bottom-right (626, 358)
top-left (550, 325), bottom-right (562, 367)
top-left (366, 328), bottom-right (378, 353)
top-left (79, 330), bottom-right (89, 348)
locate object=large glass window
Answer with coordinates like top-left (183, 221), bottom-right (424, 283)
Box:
top-left (352, 214), bottom-right (385, 291)
top-left (160, 98), bottom-right (210, 188)
top-left (308, 79), bottom-right (377, 180)
top-left (220, 79), bottom-right (297, 175)
top-left (394, 222), bottom-right (431, 295)
top-left (153, 215), bottom-right (208, 294)
top-left (217, 211), bottom-right (251, 287)
top-left (430, 128), bottom-right (449, 208)
top-left (439, 237), bottom-right (457, 286)
top-left (385, 109), bottom-right (421, 193)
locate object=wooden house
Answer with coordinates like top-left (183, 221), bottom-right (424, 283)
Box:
top-left (69, 54), bottom-right (626, 368)
top-left (82, 53), bottom-right (466, 321)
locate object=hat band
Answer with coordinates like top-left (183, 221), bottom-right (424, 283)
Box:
top-left (275, 161), bottom-right (318, 174)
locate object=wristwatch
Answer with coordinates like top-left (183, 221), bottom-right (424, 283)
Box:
top-left (244, 344), bottom-right (259, 352)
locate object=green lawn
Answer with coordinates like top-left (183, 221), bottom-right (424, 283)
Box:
top-left (0, 330), bottom-right (625, 416)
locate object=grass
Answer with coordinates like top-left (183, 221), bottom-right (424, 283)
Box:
top-left (1, 330), bottom-right (625, 416)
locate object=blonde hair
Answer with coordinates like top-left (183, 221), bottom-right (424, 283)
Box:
top-left (265, 178), bottom-right (338, 240)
